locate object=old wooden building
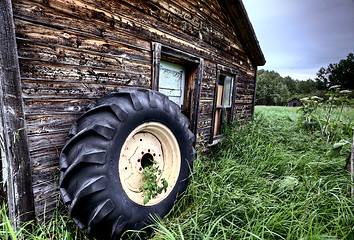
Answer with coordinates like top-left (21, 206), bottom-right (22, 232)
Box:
top-left (0, 0), bottom-right (265, 231)
top-left (288, 98), bottom-right (302, 107)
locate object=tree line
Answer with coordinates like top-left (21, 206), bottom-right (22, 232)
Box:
top-left (256, 53), bottom-right (354, 106)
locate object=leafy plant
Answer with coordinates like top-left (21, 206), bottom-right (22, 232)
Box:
top-left (139, 161), bottom-right (168, 205)
top-left (297, 96), bottom-right (323, 131)
top-left (338, 89), bottom-right (352, 123)
top-left (327, 139), bottom-right (351, 158)
top-left (322, 85), bottom-right (340, 136)
top-left (298, 86), bottom-right (353, 143)
top-left (148, 106), bottom-right (354, 240)
top-left (1, 106), bottom-right (354, 239)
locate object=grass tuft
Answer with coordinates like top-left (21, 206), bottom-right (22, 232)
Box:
top-left (0, 202), bottom-right (89, 239)
top-left (149, 106), bottom-right (354, 240)
top-left (1, 106), bottom-right (353, 239)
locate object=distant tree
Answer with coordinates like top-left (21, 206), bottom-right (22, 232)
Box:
top-left (256, 70), bottom-right (322, 105)
top-left (283, 76), bottom-right (297, 95)
top-left (256, 70), bottom-right (290, 105)
top-left (316, 53), bottom-right (354, 89)
top-left (296, 79), bottom-right (317, 95)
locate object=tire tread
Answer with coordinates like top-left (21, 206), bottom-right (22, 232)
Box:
top-left (60, 88), bottom-right (195, 239)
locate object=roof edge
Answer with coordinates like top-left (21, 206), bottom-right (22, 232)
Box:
top-left (217, 0), bottom-right (266, 66)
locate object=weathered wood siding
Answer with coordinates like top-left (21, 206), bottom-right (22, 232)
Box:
top-left (0, 0), bottom-right (35, 229)
top-left (11, 0), bottom-right (257, 217)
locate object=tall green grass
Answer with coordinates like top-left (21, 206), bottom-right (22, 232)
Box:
top-left (0, 202), bottom-right (89, 239)
top-left (1, 106), bottom-right (353, 239)
top-left (150, 106), bottom-right (354, 239)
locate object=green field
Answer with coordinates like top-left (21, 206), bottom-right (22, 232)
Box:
top-left (150, 106), bottom-right (354, 240)
top-left (1, 106), bottom-right (353, 239)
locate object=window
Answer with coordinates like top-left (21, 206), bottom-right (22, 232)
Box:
top-left (159, 61), bottom-right (186, 107)
top-left (213, 75), bottom-right (233, 136)
top-left (152, 43), bottom-right (204, 135)
top-left (210, 67), bottom-right (237, 145)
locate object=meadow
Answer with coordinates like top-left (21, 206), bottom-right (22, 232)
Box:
top-left (150, 106), bottom-right (354, 239)
top-left (1, 106), bottom-right (353, 239)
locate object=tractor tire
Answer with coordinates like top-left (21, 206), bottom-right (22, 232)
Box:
top-left (59, 88), bottom-right (195, 239)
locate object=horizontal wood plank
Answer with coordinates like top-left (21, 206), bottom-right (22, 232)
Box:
top-left (21, 79), bottom-right (147, 99)
top-left (11, 0), bottom-right (258, 219)
top-left (23, 98), bottom-right (93, 115)
top-left (19, 60), bottom-right (151, 87)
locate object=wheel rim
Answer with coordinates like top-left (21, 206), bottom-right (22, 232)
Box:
top-left (118, 122), bottom-right (181, 206)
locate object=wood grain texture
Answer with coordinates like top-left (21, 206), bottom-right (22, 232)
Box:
top-left (9, 0), bottom-right (259, 218)
top-left (0, 0), bottom-right (35, 229)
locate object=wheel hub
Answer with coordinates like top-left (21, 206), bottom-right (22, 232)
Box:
top-left (120, 132), bottom-right (164, 193)
top-left (119, 122), bottom-right (181, 206)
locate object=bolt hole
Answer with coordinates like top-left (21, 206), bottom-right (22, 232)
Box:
top-left (148, 149), bottom-right (150, 152)
top-left (140, 139), bottom-right (142, 141)
top-left (153, 153), bottom-right (156, 156)
top-left (139, 167), bottom-right (142, 171)
top-left (125, 167), bottom-right (127, 170)
top-left (141, 151), bottom-right (144, 155)
top-left (137, 159), bottom-right (140, 162)
top-left (141, 153), bottom-right (154, 169)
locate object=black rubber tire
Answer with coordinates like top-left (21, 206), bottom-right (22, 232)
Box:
top-left (59, 88), bottom-right (196, 239)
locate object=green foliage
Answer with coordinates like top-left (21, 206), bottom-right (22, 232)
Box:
top-left (149, 106), bottom-right (354, 239)
top-left (327, 139), bottom-right (351, 158)
top-left (316, 53), bottom-right (354, 90)
top-left (297, 96), bottom-right (323, 131)
top-left (257, 52), bottom-right (354, 107)
top-left (1, 153), bottom-right (87, 239)
top-left (139, 161), bottom-right (168, 205)
top-left (0, 205), bottom-right (19, 240)
top-left (256, 70), bottom-right (290, 105)
top-left (296, 79), bottom-right (319, 95)
top-left (0, 204), bottom-right (90, 239)
top-left (256, 70), bottom-right (320, 106)
top-left (298, 86), bottom-right (353, 144)
top-left (2, 107), bottom-right (354, 239)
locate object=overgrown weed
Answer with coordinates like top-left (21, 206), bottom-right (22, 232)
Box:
top-left (297, 86), bottom-right (353, 144)
top-left (150, 106), bottom-right (354, 239)
top-left (0, 202), bottom-right (89, 239)
top-left (1, 106), bottom-right (353, 239)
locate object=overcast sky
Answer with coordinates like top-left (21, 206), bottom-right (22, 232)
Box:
top-left (242, 0), bottom-right (354, 80)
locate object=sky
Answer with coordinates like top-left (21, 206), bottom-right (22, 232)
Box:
top-left (242, 0), bottom-right (354, 80)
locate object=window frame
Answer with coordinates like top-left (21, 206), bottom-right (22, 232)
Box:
top-left (209, 65), bottom-right (238, 145)
top-left (152, 42), bottom-right (204, 136)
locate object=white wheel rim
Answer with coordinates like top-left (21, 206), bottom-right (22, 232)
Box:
top-left (118, 122), bottom-right (181, 206)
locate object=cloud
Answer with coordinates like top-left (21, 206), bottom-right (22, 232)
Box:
top-left (243, 0), bottom-right (354, 80)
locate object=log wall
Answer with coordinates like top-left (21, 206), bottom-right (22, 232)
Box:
top-left (10, 0), bottom-right (257, 217)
